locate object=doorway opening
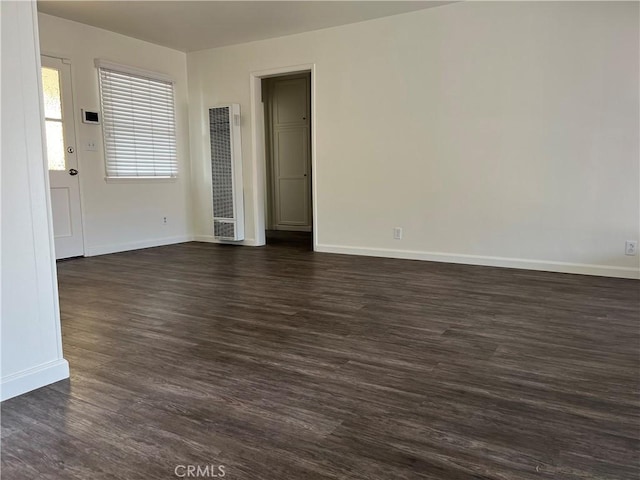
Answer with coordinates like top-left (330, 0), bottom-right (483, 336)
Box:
top-left (261, 72), bottom-right (312, 250)
top-left (249, 64), bottom-right (316, 250)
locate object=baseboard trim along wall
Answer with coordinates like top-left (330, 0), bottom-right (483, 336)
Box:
top-left (1, 359), bottom-right (70, 402)
top-left (85, 235), bottom-right (193, 256)
top-left (84, 235), bottom-right (261, 257)
top-left (80, 236), bottom-right (639, 279)
top-left (316, 244), bottom-right (640, 280)
top-left (192, 235), bottom-right (261, 246)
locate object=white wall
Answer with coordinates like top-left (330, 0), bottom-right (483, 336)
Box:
top-left (1, 1), bottom-right (69, 401)
top-left (37, 13), bottom-right (192, 256)
top-left (187, 2), bottom-right (639, 278)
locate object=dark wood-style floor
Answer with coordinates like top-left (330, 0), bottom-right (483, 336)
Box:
top-left (2, 235), bottom-right (639, 479)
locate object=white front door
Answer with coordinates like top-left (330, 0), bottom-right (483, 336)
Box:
top-left (41, 56), bottom-right (84, 259)
top-left (266, 74), bottom-right (312, 231)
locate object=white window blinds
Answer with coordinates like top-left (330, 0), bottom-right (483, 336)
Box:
top-left (97, 61), bottom-right (177, 178)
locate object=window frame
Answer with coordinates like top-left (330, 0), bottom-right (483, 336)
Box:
top-left (95, 59), bottom-right (178, 181)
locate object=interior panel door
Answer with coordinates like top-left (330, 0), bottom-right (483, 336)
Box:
top-left (268, 75), bottom-right (311, 230)
top-left (41, 55), bottom-right (84, 259)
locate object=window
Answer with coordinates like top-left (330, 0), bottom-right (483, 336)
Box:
top-left (96, 60), bottom-right (177, 178)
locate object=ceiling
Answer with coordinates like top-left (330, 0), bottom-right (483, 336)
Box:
top-left (37, 1), bottom-right (451, 52)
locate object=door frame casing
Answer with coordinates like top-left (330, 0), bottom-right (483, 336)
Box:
top-left (249, 64), bottom-right (317, 249)
top-left (41, 53), bottom-right (88, 258)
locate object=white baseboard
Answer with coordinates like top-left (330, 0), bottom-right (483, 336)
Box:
top-left (82, 235), bottom-right (638, 279)
top-left (1, 359), bottom-right (69, 401)
top-left (316, 244), bottom-right (640, 279)
top-left (84, 235), bottom-right (193, 257)
top-left (192, 235), bottom-right (262, 247)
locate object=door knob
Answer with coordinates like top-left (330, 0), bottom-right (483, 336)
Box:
top-left (69, 168), bottom-right (78, 176)
top-left (67, 146), bottom-right (74, 154)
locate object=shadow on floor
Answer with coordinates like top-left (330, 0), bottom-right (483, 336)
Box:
top-left (266, 230), bottom-right (313, 251)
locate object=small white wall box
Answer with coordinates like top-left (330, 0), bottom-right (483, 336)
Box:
top-left (81, 109), bottom-right (100, 124)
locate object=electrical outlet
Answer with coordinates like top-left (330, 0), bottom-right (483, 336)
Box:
top-left (393, 227), bottom-right (403, 240)
top-left (163, 216), bottom-right (168, 225)
top-left (625, 240), bottom-right (637, 256)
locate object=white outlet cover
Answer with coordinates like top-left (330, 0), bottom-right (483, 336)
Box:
top-left (625, 240), bottom-right (638, 256)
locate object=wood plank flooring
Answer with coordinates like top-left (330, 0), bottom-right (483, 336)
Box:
top-left (2, 235), bottom-right (639, 479)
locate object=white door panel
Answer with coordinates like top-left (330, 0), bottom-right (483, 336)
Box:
top-left (50, 188), bottom-right (73, 237)
top-left (41, 56), bottom-right (84, 259)
top-left (267, 75), bottom-right (311, 231)
top-left (273, 79), bottom-right (308, 126)
top-left (276, 129), bottom-right (308, 177)
top-left (278, 179), bottom-right (308, 225)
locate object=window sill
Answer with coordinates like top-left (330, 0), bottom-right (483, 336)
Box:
top-left (104, 176), bottom-right (178, 184)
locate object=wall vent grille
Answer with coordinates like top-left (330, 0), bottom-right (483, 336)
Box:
top-left (209, 104), bottom-right (244, 241)
top-left (214, 220), bottom-right (236, 239)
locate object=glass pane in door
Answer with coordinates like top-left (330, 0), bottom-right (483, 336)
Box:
top-left (42, 67), bottom-right (62, 119)
top-left (41, 67), bottom-right (65, 170)
top-left (45, 121), bottom-right (65, 171)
